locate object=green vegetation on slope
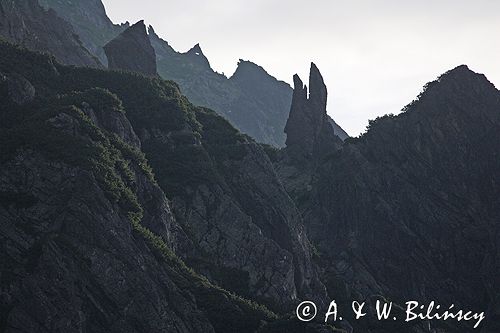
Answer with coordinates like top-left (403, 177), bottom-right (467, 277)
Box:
top-left (0, 39), bottom-right (316, 332)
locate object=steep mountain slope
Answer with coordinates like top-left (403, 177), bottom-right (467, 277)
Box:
top-left (38, 0), bottom-right (127, 65)
top-left (0, 85), bottom-right (269, 333)
top-left (0, 40), bottom-right (333, 332)
top-left (277, 65), bottom-right (500, 332)
top-left (0, 0), bottom-right (100, 67)
top-left (149, 28), bottom-right (293, 147)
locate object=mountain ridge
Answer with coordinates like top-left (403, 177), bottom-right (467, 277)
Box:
top-left (34, 0), bottom-right (349, 146)
top-left (1, 2), bottom-right (499, 332)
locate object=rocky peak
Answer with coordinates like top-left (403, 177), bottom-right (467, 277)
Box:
top-left (232, 60), bottom-right (274, 82)
top-left (308, 62), bottom-right (328, 112)
top-left (284, 63), bottom-right (339, 158)
top-left (185, 43), bottom-right (211, 70)
top-left (104, 20), bottom-right (157, 76)
top-left (147, 25), bottom-right (165, 46)
top-left (147, 25), bottom-right (176, 57)
top-left (431, 65), bottom-right (497, 99)
top-left (398, 65), bottom-right (500, 128)
top-left (187, 43), bottom-right (203, 55)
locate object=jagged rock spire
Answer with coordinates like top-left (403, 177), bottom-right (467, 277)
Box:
top-left (104, 20), bottom-right (157, 76)
top-left (187, 43), bottom-right (203, 55)
top-left (308, 62), bottom-right (328, 112)
top-left (147, 25), bottom-right (160, 39)
top-left (284, 63), bottom-right (339, 158)
top-left (184, 43), bottom-right (212, 70)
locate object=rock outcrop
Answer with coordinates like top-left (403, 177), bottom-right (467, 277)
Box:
top-left (0, 72), bottom-right (35, 105)
top-left (104, 21), bottom-right (157, 76)
top-left (284, 63), bottom-right (341, 159)
top-left (0, 0), bottom-right (101, 67)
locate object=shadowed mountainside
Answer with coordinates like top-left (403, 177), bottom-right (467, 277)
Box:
top-left (0, 0), bottom-right (101, 67)
top-left (275, 64), bottom-right (500, 333)
top-left (1, 2), bottom-right (499, 332)
top-left (0, 39), bottom-right (333, 333)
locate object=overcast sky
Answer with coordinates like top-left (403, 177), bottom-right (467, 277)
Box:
top-left (102, 0), bottom-right (500, 136)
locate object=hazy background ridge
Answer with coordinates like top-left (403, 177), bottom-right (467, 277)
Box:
top-left (102, 0), bottom-right (500, 136)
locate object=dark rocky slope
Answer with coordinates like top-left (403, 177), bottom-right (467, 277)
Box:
top-left (104, 21), bottom-right (158, 76)
top-left (0, 40), bottom-right (332, 332)
top-left (0, 0), bottom-right (100, 67)
top-left (1, 2), bottom-right (497, 331)
top-left (277, 65), bottom-right (500, 332)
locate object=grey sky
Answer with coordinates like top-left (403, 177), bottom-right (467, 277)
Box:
top-left (102, 0), bottom-right (500, 136)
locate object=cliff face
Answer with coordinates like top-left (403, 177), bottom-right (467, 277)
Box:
top-left (0, 81), bottom-right (208, 332)
top-left (38, 0), bottom-right (127, 65)
top-left (0, 0), bottom-right (100, 67)
top-left (104, 21), bottom-right (157, 76)
top-left (0, 40), bottom-right (330, 332)
top-left (278, 65), bottom-right (500, 332)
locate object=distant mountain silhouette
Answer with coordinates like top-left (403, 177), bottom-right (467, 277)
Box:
top-left (37, 0), bottom-right (349, 146)
top-left (150, 28), bottom-right (349, 146)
